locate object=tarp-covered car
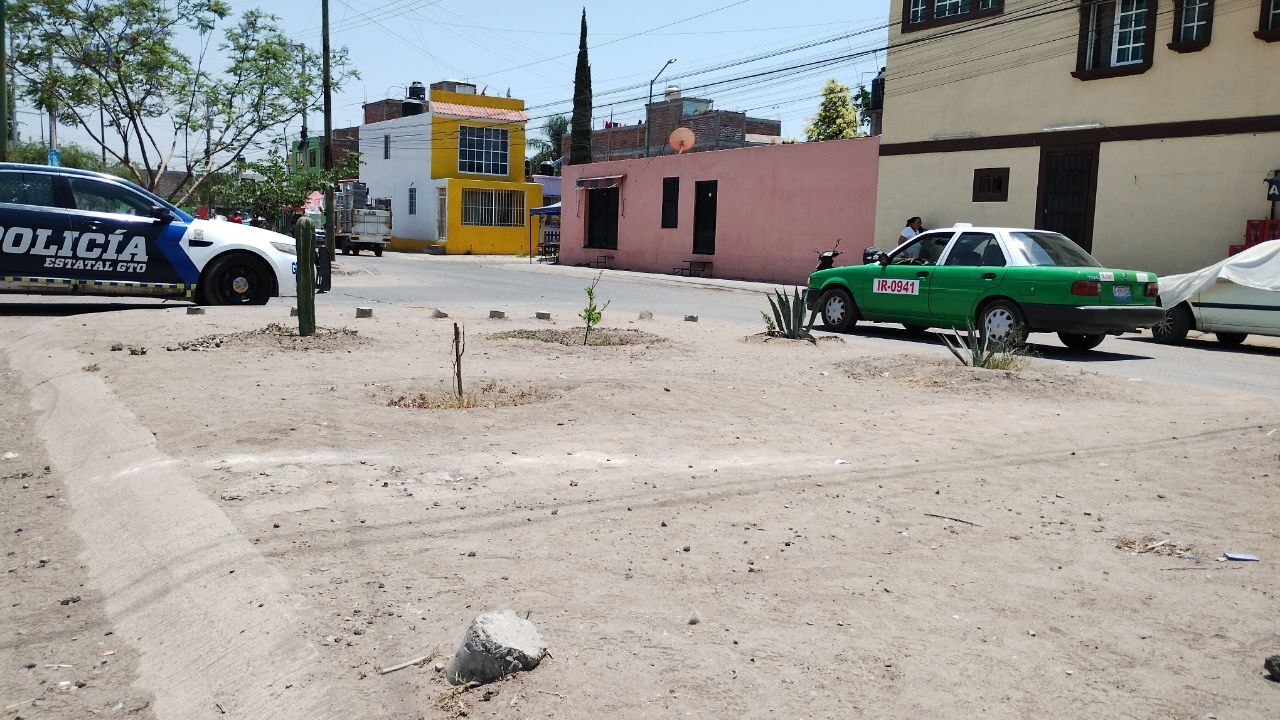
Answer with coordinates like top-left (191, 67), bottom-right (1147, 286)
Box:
top-left (0, 163), bottom-right (297, 304)
top-left (1153, 240), bottom-right (1280, 346)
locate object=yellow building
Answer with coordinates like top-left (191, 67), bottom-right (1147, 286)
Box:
top-left (874, 1), bottom-right (1280, 275)
top-left (359, 80), bottom-right (542, 254)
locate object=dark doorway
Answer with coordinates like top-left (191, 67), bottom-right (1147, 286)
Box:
top-left (586, 187), bottom-right (619, 249)
top-left (1035, 144), bottom-right (1098, 251)
top-left (692, 180), bottom-right (717, 255)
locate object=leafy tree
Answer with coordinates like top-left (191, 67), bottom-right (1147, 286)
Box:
top-left (7, 140), bottom-right (124, 175)
top-left (8, 0), bottom-right (355, 204)
top-left (528, 115), bottom-right (569, 171)
top-left (851, 84), bottom-right (873, 134)
top-left (211, 148), bottom-right (359, 232)
top-left (804, 78), bottom-right (862, 142)
top-left (569, 9), bottom-right (593, 166)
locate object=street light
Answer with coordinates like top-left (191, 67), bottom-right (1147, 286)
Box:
top-left (644, 58), bottom-right (676, 158)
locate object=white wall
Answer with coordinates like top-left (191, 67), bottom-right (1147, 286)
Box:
top-left (359, 114), bottom-right (437, 240)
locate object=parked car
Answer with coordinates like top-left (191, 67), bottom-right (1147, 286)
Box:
top-left (0, 163), bottom-right (297, 304)
top-left (1152, 240), bottom-right (1280, 346)
top-left (806, 225), bottom-right (1164, 351)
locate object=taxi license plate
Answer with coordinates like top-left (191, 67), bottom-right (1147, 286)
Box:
top-left (1112, 285), bottom-right (1130, 300)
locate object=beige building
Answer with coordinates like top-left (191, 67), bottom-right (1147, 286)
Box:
top-left (875, 0), bottom-right (1280, 275)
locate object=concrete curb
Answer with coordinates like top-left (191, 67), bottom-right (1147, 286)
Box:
top-left (1, 322), bottom-right (351, 719)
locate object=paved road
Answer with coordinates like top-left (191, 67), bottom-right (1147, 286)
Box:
top-left (3, 252), bottom-right (1277, 395)
top-left (319, 253), bottom-right (1280, 396)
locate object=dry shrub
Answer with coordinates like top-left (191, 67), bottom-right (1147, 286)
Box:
top-left (389, 380), bottom-right (551, 410)
top-left (166, 323), bottom-right (364, 352)
top-left (1114, 534), bottom-right (1198, 557)
top-left (492, 328), bottom-right (663, 347)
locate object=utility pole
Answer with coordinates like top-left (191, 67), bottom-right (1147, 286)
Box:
top-left (319, 0), bottom-right (333, 292)
top-left (0, 0), bottom-right (7, 162)
top-left (644, 58), bottom-right (676, 158)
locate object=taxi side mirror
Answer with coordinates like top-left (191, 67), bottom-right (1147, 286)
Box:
top-left (148, 206), bottom-right (173, 223)
top-left (878, 253), bottom-right (892, 266)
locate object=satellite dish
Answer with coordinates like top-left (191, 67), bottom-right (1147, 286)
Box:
top-left (668, 127), bottom-right (695, 154)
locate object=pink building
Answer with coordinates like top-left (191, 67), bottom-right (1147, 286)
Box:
top-left (560, 138), bottom-right (879, 284)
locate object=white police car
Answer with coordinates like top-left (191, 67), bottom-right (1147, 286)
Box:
top-left (0, 163), bottom-right (297, 304)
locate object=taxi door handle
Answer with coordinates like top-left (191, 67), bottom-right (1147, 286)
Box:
top-left (915, 271), bottom-right (930, 278)
top-left (981, 272), bottom-right (997, 280)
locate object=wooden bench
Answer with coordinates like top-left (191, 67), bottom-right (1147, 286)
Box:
top-left (672, 260), bottom-right (713, 278)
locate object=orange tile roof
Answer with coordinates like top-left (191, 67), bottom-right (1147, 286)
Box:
top-left (431, 102), bottom-right (529, 123)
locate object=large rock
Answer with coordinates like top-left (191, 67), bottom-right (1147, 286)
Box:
top-left (445, 609), bottom-right (547, 686)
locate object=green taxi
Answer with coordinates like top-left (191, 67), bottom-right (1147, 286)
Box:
top-left (806, 226), bottom-right (1164, 351)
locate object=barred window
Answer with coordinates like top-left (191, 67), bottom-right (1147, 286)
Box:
top-left (461, 188), bottom-right (525, 227)
top-left (909, 0), bottom-right (926, 23)
top-left (458, 126), bottom-right (509, 175)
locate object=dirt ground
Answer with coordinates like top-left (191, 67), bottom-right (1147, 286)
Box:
top-left (2, 303), bottom-right (1278, 719)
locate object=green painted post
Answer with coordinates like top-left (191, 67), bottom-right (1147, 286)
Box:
top-left (294, 216), bottom-right (317, 337)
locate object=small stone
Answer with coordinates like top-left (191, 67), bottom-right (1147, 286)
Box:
top-left (684, 315), bottom-right (698, 322)
top-left (660, 521), bottom-right (667, 527)
top-left (272, 523), bottom-right (280, 529)
top-left (1264, 654), bottom-right (1280, 679)
top-left (569, 480), bottom-right (578, 487)
top-left (445, 609), bottom-right (547, 686)
top-left (186, 307), bottom-right (205, 315)
top-left (352, 627), bottom-right (364, 636)
top-left (687, 613), bottom-right (700, 626)
top-left (1028, 630), bottom-right (1037, 637)
top-left (467, 551), bottom-right (477, 557)
top-left (682, 545), bottom-right (690, 552)
top-left (377, 582), bottom-right (385, 589)
top-left (535, 311), bottom-right (552, 321)
top-left (489, 310), bottom-right (506, 319)
top-left (431, 308), bottom-right (449, 318)
top-left (638, 311), bottom-right (654, 320)
top-left (355, 307), bottom-right (374, 318)
top-left (59, 595), bottom-right (82, 605)
top-left (110, 343), bottom-right (124, 351)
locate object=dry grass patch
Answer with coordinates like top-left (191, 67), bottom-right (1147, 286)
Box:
top-left (388, 380), bottom-right (553, 410)
top-left (165, 323), bottom-right (366, 352)
top-left (841, 355), bottom-right (1105, 399)
top-left (1115, 534), bottom-right (1198, 558)
top-left (491, 327), bottom-right (663, 347)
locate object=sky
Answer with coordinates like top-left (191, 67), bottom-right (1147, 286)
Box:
top-left (20, 0), bottom-right (891, 161)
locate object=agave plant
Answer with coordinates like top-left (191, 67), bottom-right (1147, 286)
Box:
top-left (936, 321), bottom-right (1026, 370)
top-left (766, 287), bottom-right (819, 341)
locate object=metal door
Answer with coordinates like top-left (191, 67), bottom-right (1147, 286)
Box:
top-left (1036, 145), bottom-right (1098, 251)
top-left (692, 180), bottom-right (717, 255)
top-left (586, 187), bottom-right (618, 250)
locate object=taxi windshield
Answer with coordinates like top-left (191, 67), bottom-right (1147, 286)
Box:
top-left (1006, 232), bottom-right (1100, 267)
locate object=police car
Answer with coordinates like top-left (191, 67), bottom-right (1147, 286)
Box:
top-left (0, 163), bottom-right (297, 304)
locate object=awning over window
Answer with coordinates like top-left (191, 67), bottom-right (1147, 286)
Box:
top-left (576, 175), bottom-right (624, 190)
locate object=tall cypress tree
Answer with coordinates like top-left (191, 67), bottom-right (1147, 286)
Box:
top-left (569, 8), bottom-right (593, 165)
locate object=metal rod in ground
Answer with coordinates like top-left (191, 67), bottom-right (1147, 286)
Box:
top-left (320, 0), bottom-right (335, 292)
top-left (294, 217), bottom-right (317, 336)
top-left (453, 323), bottom-right (464, 396)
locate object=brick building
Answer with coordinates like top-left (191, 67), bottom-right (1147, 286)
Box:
top-left (565, 86), bottom-right (782, 161)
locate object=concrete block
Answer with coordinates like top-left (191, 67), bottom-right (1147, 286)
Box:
top-left (290, 307), bottom-right (299, 317)
top-left (186, 307), bottom-right (205, 315)
top-left (356, 307), bottom-right (374, 318)
top-left (638, 311), bottom-right (654, 320)
top-left (535, 311), bottom-right (552, 321)
top-left (489, 310), bottom-right (506, 320)
top-left (446, 609), bottom-right (547, 686)
top-left (684, 315), bottom-right (698, 322)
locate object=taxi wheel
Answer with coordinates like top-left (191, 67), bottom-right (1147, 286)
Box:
top-left (1215, 332), bottom-right (1247, 346)
top-left (1151, 303), bottom-right (1191, 345)
top-left (200, 253), bottom-right (273, 306)
top-left (1057, 332), bottom-right (1105, 351)
top-left (902, 324), bottom-right (929, 336)
top-left (978, 299), bottom-right (1028, 347)
top-left (819, 288), bottom-right (858, 333)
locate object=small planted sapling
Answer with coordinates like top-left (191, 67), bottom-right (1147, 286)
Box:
top-left (579, 271), bottom-right (611, 345)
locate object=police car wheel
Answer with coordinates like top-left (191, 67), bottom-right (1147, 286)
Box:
top-left (201, 253), bottom-right (273, 306)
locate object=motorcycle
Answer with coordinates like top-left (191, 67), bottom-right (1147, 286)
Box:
top-left (814, 238), bottom-right (843, 271)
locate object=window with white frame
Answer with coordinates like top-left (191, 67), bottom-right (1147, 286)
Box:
top-left (904, 0), bottom-right (1000, 28)
top-left (1080, 0), bottom-right (1153, 73)
top-left (461, 188), bottom-right (525, 227)
top-left (1112, 0), bottom-right (1149, 65)
top-left (908, 0), bottom-right (926, 23)
top-left (458, 126), bottom-right (509, 176)
top-left (1176, 0), bottom-right (1212, 43)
